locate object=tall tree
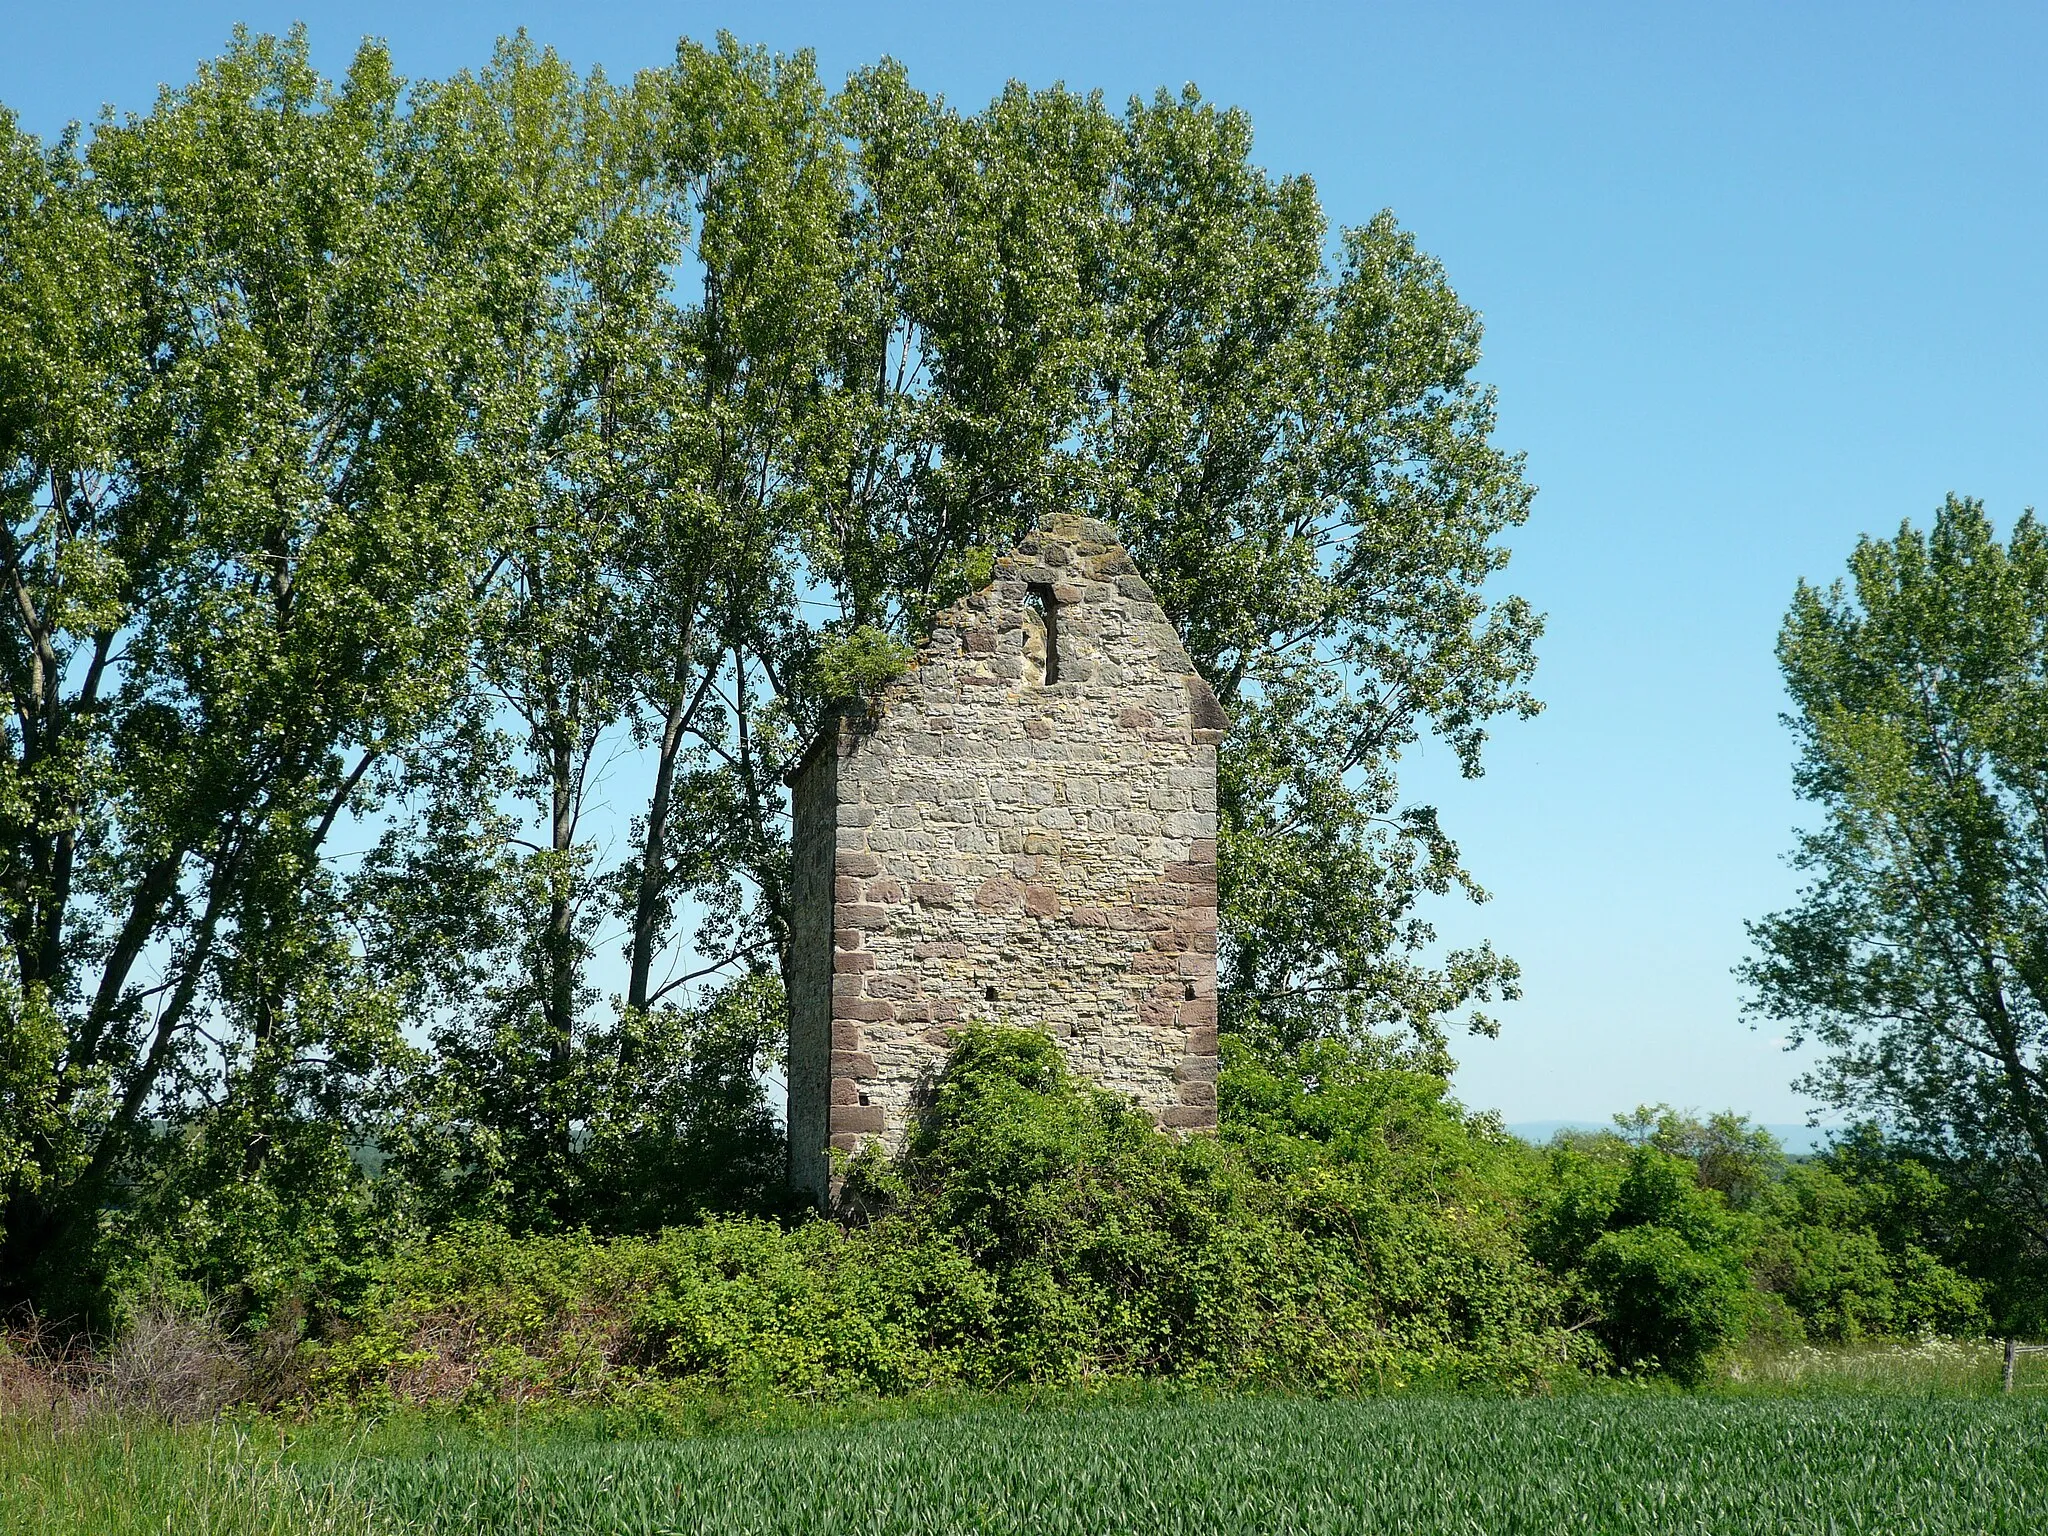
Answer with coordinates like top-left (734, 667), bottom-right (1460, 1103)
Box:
top-left (0, 29), bottom-right (524, 1305)
top-left (1743, 495), bottom-right (2048, 1309)
top-left (663, 71), bottom-right (1543, 1075)
top-left (364, 35), bottom-right (825, 1232)
top-left (1080, 95), bottom-right (1540, 1061)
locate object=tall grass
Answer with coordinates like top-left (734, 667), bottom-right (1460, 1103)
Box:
top-left (0, 1417), bottom-right (378, 1536)
top-left (1723, 1336), bottom-right (2026, 1394)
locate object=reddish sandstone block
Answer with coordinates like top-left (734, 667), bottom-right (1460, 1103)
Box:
top-left (830, 1050), bottom-right (878, 1079)
top-left (831, 1105), bottom-right (887, 1134)
top-left (833, 999), bottom-right (897, 1023)
top-left (975, 875), bottom-right (1025, 910)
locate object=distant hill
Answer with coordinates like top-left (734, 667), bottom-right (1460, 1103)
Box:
top-left (1506, 1121), bottom-right (1842, 1156)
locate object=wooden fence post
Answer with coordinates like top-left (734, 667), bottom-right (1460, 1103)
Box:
top-left (2006, 1339), bottom-right (2019, 1395)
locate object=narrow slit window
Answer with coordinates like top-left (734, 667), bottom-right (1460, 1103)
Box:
top-left (1027, 583), bottom-right (1060, 685)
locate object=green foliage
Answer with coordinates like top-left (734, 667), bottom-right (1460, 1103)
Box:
top-left (382, 973), bottom-right (795, 1238)
top-left (1743, 495), bottom-right (2048, 1321)
top-left (0, 25), bottom-right (1548, 1321)
top-left (1539, 1107), bottom-right (1991, 1365)
top-left (0, 26), bottom-right (520, 1318)
top-left (1533, 1138), bottom-right (1751, 1383)
top-left (306, 1028), bottom-right (1579, 1406)
top-left (811, 626), bottom-right (915, 706)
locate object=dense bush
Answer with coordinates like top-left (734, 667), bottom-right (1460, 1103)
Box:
top-left (298, 1029), bottom-right (1584, 1407)
top-left (1529, 1140), bottom-right (1750, 1383)
top-left (1530, 1109), bottom-right (1990, 1367)
top-left (27, 1036), bottom-right (2015, 1415)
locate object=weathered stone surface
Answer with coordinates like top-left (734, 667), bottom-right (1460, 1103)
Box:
top-left (785, 513), bottom-right (1224, 1201)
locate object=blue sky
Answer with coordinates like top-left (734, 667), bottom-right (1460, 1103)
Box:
top-left (6, 2), bottom-right (2045, 1127)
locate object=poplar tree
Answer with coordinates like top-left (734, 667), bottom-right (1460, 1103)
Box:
top-left (0, 30), bottom-right (523, 1303)
top-left (1744, 495), bottom-right (2048, 1305)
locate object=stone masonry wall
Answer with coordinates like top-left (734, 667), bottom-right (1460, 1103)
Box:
top-left (785, 732), bottom-right (838, 1203)
top-left (787, 513), bottom-right (1225, 1193)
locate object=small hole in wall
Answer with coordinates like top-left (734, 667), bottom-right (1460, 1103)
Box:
top-left (858, 1092), bottom-right (869, 1106)
top-left (1183, 980), bottom-right (1197, 1000)
top-left (1026, 584), bottom-right (1060, 685)
top-left (984, 985), bottom-right (997, 1002)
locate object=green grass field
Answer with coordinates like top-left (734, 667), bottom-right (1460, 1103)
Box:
top-left (8, 1383), bottom-right (2048, 1535)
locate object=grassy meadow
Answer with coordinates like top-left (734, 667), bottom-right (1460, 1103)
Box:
top-left (8, 1352), bottom-right (2048, 1536)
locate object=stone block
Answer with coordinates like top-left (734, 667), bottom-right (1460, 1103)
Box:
top-left (833, 999), bottom-right (897, 1023)
top-left (865, 971), bottom-right (924, 1000)
top-left (974, 875), bottom-right (1025, 910)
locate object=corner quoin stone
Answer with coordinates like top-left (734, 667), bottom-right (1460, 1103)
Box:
top-left (784, 513), bottom-right (1227, 1203)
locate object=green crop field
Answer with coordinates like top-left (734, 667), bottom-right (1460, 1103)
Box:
top-left (9, 1391), bottom-right (2048, 1535)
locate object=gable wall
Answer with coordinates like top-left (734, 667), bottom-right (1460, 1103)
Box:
top-left (789, 514), bottom-right (1224, 1188)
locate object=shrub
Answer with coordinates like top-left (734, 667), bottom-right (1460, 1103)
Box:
top-left (302, 1028), bottom-right (1587, 1408)
top-left (1534, 1142), bottom-right (1752, 1381)
top-left (1578, 1226), bottom-right (1747, 1385)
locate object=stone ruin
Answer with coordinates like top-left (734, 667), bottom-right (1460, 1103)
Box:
top-left (785, 513), bottom-right (1227, 1202)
